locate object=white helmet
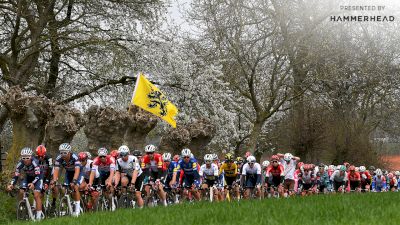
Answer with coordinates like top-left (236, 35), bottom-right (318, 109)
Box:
top-left (324, 165), bottom-right (329, 171)
top-left (162, 152), bottom-right (172, 161)
top-left (336, 165), bottom-right (342, 170)
top-left (212, 153), bottom-right (218, 160)
top-left (190, 153), bottom-right (194, 158)
top-left (181, 148), bottom-right (191, 157)
top-left (59, 143), bottom-right (72, 152)
top-left (329, 165), bottom-right (335, 170)
top-left (355, 167), bottom-right (359, 172)
top-left (145, 144), bottom-right (156, 153)
top-left (118, 145), bottom-right (130, 155)
top-left (359, 166), bottom-right (366, 172)
top-left (262, 160), bottom-right (270, 167)
top-left (376, 169), bottom-right (383, 176)
top-left (97, 147), bottom-right (108, 156)
top-left (395, 171), bottom-right (400, 176)
top-left (204, 154), bottom-right (213, 161)
top-left (247, 156), bottom-right (256, 163)
top-left (20, 147), bottom-right (33, 156)
top-left (284, 153), bottom-right (293, 161)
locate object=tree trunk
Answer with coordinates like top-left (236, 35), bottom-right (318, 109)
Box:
top-left (247, 120), bottom-right (263, 156)
top-left (7, 119), bottom-right (42, 168)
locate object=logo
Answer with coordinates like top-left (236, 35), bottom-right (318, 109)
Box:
top-left (147, 88), bottom-right (169, 116)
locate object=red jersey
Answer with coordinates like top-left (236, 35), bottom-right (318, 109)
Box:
top-left (92, 155), bottom-right (115, 172)
top-left (348, 171), bottom-right (361, 181)
top-left (266, 165), bottom-right (284, 177)
top-left (141, 153), bottom-right (163, 172)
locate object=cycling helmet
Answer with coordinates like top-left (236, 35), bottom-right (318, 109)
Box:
top-left (395, 171), bottom-right (400, 176)
top-left (85, 151), bottom-right (92, 159)
top-left (355, 167), bottom-right (359, 172)
top-left (337, 165), bottom-right (342, 170)
top-left (383, 170), bottom-right (388, 175)
top-left (212, 153), bottom-right (218, 160)
top-left (271, 155), bottom-right (279, 161)
top-left (204, 154), bottom-right (213, 162)
top-left (162, 152), bottom-right (172, 162)
top-left (284, 153), bottom-right (293, 161)
top-left (388, 173), bottom-right (394, 179)
top-left (181, 148), bottom-right (191, 157)
top-left (245, 151), bottom-right (252, 158)
top-left (340, 165), bottom-right (346, 171)
top-left (118, 145), bottom-right (130, 155)
top-left (329, 165), bottom-right (335, 170)
top-left (78, 152), bottom-right (88, 161)
top-left (225, 153), bottom-right (234, 161)
top-left (375, 169), bottom-right (383, 176)
top-left (145, 144), bottom-right (156, 153)
top-left (359, 166), bottom-right (366, 172)
top-left (319, 163), bottom-right (325, 168)
top-left (110, 149), bottom-right (119, 158)
top-left (236, 157), bottom-right (243, 163)
top-left (324, 165), bottom-right (329, 171)
top-left (59, 143), bottom-right (72, 152)
top-left (262, 160), bottom-right (270, 168)
top-left (369, 166), bottom-right (375, 171)
top-left (21, 147), bottom-right (33, 156)
top-left (297, 162), bottom-right (304, 169)
top-left (98, 147), bottom-right (108, 157)
top-left (132, 150), bottom-right (142, 157)
top-left (247, 155), bottom-right (256, 163)
top-left (349, 165), bottom-right (356, 171)
top-left (36, 145), bottom-right (47, 157)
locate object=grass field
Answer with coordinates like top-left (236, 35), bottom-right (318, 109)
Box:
top-left (6, 192), bottom-right (400, 225)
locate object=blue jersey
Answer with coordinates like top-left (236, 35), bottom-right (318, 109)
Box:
top-left (12, 158), bottom-right (41, 185)
top-left (166, 161), bottom-right (179, 179)
top-left (54, 153), bottom-right (81, 172)
top-left (372, 175), bottom-right (387, 191)
top-left (174, 158), bottom-right (199, 178)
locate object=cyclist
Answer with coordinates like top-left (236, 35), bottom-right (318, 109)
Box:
top-left (277, 153), bottom-right (300, 197)
top-left (141, 144), bottom-right (167, 206)
top-left (35, 145), bottom-right (55, 210)
top-left (88, 147), bottom-right (116, 210)
top-left (114, 145), bottom-right (144, 208)
top-left (241, 156), bottom-right (262, 199)
top-left (315, 163), bottom-right (330, 194)
top-left (219, 153), bottom-right (239, 200)
top-left (265, 155), bottom-right (284, 197)
top-left (162, 152), bottom-right (180, 204)
top-left (169, 148), bottom-right (201, 201)
top-left (78, 152), bottom-right (98, 210)
top-left (372, 169), bottom-right (386, 192)
top-left (7, 147), bottom-right (44, 220)
top-left (387, 172), bottom-right (397, 192)
top-left (347, 165), bottom-right (361, 192)
top-left (330, 165), bottom-right (348, 193)
top-left (359, 166), bottom-right (371, 192)
top-left (199, 154), bottom-right (220, 201)
top-left (51, 143), bottom-right (83, 217)
top-left (298, 164), bottom-right (316, 196)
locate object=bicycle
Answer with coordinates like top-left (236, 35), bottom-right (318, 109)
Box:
top-left (42, 186), bottom-right (58, 218)
top-left (143, 181), bottom-right (160, 207)
top-left (58, 184), bottom-right (76, 217)
top-left (92, 184), bottom-right (116, 211)
top-left (15, 187), bottom-right (37, 221)
top-left (117, 186), bottom-right (136, 209)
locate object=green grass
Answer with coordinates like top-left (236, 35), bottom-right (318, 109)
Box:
top-left (7, 192), bottom-right (400, 225)
top-left (0, 191), bottom-right (16, 224)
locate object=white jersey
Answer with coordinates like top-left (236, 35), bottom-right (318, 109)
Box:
top-left (116, 155), bottom-right (142, 176)
top-left (280, 159), bottom-right (297, 180)
top-left (242, 163), bottom-right (262, 175)
top-left (330, 170), bottom-right (348, 182)
top-left (83, 159), bottom-right (99, 179)
top-left (199, 163), bottom-right (219, 180)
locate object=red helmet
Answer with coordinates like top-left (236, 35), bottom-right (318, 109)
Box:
top-left (173, 155), bottom-right (180, 162)
top-left (270, 155), bottom-right (279, 161)
top-left (36, 145), bottom-right (47, 157)
top-left (110, 149), bottom-right (119, 158)
top-left (343, 162), bottom-right (350, 167)
top-left (78, 152), bottom-right (88, 161)
top-left (245, 151), bottom-right (252, 158)
top-left (349, 165), bottom-right (356, 171)
top-left (388, 173), bottom-right (394, 179)
top-left (297, 162), bottom-right (304, 169)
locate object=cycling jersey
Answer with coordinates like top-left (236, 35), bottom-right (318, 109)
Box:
top-left (242, 163), bottom-right (262, 188)
top-left (34, 155), bottom-right (52, 182)
top-left (54, 153), bottom-right (81, 172)
top-left (200, 163), bottom-right (219, 180)
top-left (330, 170), bottom-right (348, 183)
top-left (299, 170), bottom-right (314, 184)
top-left (92, 155), bottom-right (116, 173)
top-left (174, 158), bottom-right (199, 177)
top-left (265, 165), bottom-right (284, 177)
top-left (82, 159), bottom-right (99, 180)
top-left (116, 155), bottom-right (142, 176)
top-left (141, 153), bottom-right (163, 172)
top-left (360, 171), bottom-right (372, 185)
top-left (372, 175), bottom-right (386, 191)
top-left (348, 172), bottom-right (361, 181)
top-left (219, 162), bottom-right (237, 177)
top-left (12, 158), bottom-right (42, 186)
top-left (280, 159), bottom-right (297, 180)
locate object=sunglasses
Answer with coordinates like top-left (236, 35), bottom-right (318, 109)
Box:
top-left (146, 152), bottom-right (154, 155)
top-left (272, 161), bottom-right (278, 163)
top-left (22, 157), bottom-right (31, 160)
top-left (183, 156), bottom-right (190, 159)
top-left (60, 152), bottom-right (69, 155)
top-left (205, 160), bottom-right (212, 164)
top-left (120, 153), bottom-right (128, 157)
top-left (99, 156), bottom-right (106, 158)
top-left (249, 162), bottom-right (255, 164)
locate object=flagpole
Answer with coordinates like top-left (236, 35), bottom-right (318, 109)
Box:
top-left (131, 72), bottom-right (142, 105)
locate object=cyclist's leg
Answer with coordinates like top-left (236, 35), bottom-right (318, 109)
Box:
top-left (135, 174), bottom-right (144, 208)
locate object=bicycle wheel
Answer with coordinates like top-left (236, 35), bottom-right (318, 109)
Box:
top-left (58, 197), bottom-right (71, 217)
top-left (16, 200), bottom-right (29, 220)
top-left (118, 195), bottom-right (129, 209)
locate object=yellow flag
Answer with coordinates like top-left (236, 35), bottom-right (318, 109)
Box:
top-left (131, 73), bottom-right (178, 128)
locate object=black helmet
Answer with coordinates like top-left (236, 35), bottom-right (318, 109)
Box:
top-left (132, 150), bottom-right (142, 157)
